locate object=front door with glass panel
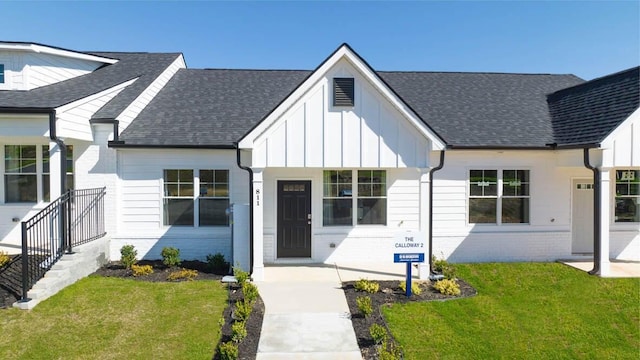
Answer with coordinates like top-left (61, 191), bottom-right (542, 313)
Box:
top-left (277, 181), bottom-right (312, 258)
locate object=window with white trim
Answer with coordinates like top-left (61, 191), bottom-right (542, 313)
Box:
top-left (163, 169), bottom-right (230, 226)
top-left (323, 170), bottom-right (387, 226)
top-left (199, 170), bottom-right (230, 226)
top-left (614, 170), bottom-right (639, 223)
top-left (4, 145), bottom-right (37, 203)
top-left (0, 64), bottom-right (5, 84)
top-left (469, 169), bottom-right (530, 224)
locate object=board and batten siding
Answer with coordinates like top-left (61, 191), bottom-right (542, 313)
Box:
top-left (261, 167), bottom-right (422, 263)
top-left (0, 51), bottom-right (103, 90)
top-left (112, 149), bottom-right (249, 261)
top-left (602, 108), bottom-right (640, 167)
top-left (251, 59), bottom-right (432, 169)
top-left (116, 55), bottom-right (186, 132)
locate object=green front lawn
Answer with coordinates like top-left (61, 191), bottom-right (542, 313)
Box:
top-left (0, 276), bottom-right (227, 359)
top-left (384, 263), bottom-right (640, 359)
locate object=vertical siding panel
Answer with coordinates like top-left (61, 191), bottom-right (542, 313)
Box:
top-left (306, 86), bottom-right (325, 167)
top-left (286, 104), bottom-right (306, 167)
top-left (397, 122), bottom-right (416, 167)
top-left (360, 87), bottom-right (380, 167)
top-left (379, 105), bottom-right (398, 167)
top-left (324, 104), bottom-right (343, 167)
top-left (267, 122), bottom-right (287, 167)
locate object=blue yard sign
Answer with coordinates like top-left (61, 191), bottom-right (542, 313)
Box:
top-left (393, 231), bottom-right (426, 297)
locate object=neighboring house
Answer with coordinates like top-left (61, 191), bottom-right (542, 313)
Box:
top-left (0, 42), bottom-right (637, 280)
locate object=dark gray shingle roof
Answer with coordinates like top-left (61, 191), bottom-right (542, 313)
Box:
top-left (120, 68), bottom-right (586, 148)
top-left (548, 66), bottom-right (640, 146)
top-left (118, 69), bottom-right (311, 146)
top-left (0, 52), bottom-right (181, 120)
top-left (379, 72), bottom-right (584, 147)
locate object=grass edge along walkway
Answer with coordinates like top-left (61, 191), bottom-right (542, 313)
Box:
top-left (0, 275), bottom-right (227, 360)
top-left (384, 262), bottom-right (640, 360)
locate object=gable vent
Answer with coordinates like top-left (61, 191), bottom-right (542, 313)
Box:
top-left (333, 77), bottom-right (355, 107)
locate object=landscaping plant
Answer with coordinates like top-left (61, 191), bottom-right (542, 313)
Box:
top-left (354, 278), bottom-right (380, 293)
top-left (398, 280), bottom-right (423, 295)
top-left (167, 268), bottom-right (197, 281)
top-left (161, 246), bottom-right (181, 267)
top-left (356, 295), bottom-right (373, 317)
top-left (369, 323), bottom-right (388, 345)
top-left (231, 321), bottom-right (247, 343)
top-left (0, 251), bottom-right (10, 268)
top-left (433, 278), bottom-right (460, 296)
top-left (217, 341), bottom-right (239, 360)
top-left (233, 300), bottom-right (252, 322)
top-left (130, 264), bottom-right (153, 277)
top-left (119, 245), bottom-right (137, 269)
top-left (241, 282), bottom-right (259, 304)
top-left (206, 252), bottom-right (230, 274)
top-left (233, 266), bottom-right (250, 285)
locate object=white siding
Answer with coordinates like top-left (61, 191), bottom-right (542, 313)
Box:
top-left (602, 108), bottom-right (640, 167)
top-left (24, 53), bottom-right (101, 90)
top-left (261, 168), bottom-right (421, 263)
top-left (116, 55), bottom-right (186, 132)
top-left (0, 114), bottom-right (49, 137)
top-left (56, 79), bottom-right (135, 141)
top-left (112, 149), bottom-right (249, 261)
top-left (0, 51), bottom-right (103, 90)
top-left (252, 59), bottom-right (432, 168)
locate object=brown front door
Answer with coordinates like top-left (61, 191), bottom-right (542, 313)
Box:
top-left (277, 180), bottom-right (312, 258)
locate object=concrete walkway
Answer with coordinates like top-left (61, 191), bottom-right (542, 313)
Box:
top-left (561, 260), bottom-right (640, 278)
top-left (255, 264), bottom-right (405, 360)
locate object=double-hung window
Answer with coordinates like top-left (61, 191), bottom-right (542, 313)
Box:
top-left (163, 170), bottom-right (194, 226)
top-left (4, 145), bottom-right (37, 203)
top-left (614, 170), bottom-right (639, 223)
top-left (199, 170), bottom-right (230, 226)
top-left (323, 170), bottom-right (387, 226)
top-left (163, 169), bottom-right (230, 226)
top-left (469, 169), bottom-right (530, 224)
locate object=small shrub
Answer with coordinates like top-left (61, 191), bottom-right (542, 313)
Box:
top-left (217, 341), bottom-right (239, 360)
top-left (234, 300), bottom-right (252, 322)
top-left (0, 251), bottom-right (11, 268)
top-left (131, 264), bottom-right (153, 277)
top-left (233, 266), bottom-right (250, 285)
top-left (369, 323), bottom-right (388, 345)
top-left (354, 278), bottom-right (380, 294)
top-left (242, 282), bottom-right (259, 304)
top-left (206, 252), bottom-right (230, 274)
top-left (398, 280), bottom-right (423, 295)
top-left (433, 279), bottom-right (461, 296)
top-left (377, 340), bottom-right (403, 360)
top-left (231, 321), bottom-right (247, 343)
top-left (161, 247), bottom-right (181, 267)
top-left (433, 255), bottom-right (456, 279)
top-left (218, 317), bottom-right (225, 328)
top-left (356, 296), bottom-right (373, 317)
top-left (167, 268), bottom-right (198, 281)
top-left (120, 245), bottom-right (137, 269)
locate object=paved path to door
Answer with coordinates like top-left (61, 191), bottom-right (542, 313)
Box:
top-left (254, 263), bottom-right (409, 360)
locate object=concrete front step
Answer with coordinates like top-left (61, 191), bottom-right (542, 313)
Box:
top-left (14, 236), bottom-right (110, 310)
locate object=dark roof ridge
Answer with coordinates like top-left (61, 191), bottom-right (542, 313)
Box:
top-left (548, 66), bottom-right (640, 98)
top-left (199, 68), bottom-right (311, 72)
top-left (377, 70), bottom-right (580, 77)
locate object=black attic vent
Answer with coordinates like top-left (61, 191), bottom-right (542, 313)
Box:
top-left (333, 77), bottom-right (355, 107)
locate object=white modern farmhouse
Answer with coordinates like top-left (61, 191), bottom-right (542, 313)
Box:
top-left (0, 41), bottom-right (637, 283)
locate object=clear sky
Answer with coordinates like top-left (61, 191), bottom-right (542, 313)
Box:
top-left (1, 1), bottom-right (638, 80)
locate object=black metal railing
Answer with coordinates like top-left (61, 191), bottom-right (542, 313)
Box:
top-left (20, 187), bottom-right (106, 301)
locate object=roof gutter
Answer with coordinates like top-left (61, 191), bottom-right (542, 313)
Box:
top-left (583, 148), bottom-right (601, 275)
top-left (429, 150), bottom-right (445, 274)
top-left (234, 142), bottom-right (254, 276)
top-left (108, 142), bottom-right (236, 149)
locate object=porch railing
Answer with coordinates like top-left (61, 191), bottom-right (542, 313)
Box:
top-left (20, 187), bottom-right (106, 301)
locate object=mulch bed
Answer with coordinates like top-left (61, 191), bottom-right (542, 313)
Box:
top-left (343, 279), bottom-right (477, 359)
top-left (94, 260), bottom-right (264, 360)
